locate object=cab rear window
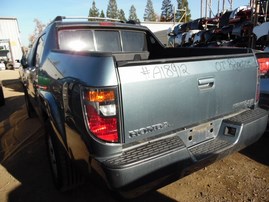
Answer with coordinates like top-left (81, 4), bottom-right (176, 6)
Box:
top-left (58, 29), bottom-right (147, 52)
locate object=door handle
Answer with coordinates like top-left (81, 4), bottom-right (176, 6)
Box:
top-left (198, 77), bottom-right (215, 89)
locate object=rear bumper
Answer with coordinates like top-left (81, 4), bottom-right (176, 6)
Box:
top-left (93, 108), bottom-right (268, 197)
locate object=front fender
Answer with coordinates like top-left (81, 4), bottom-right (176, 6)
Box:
top-left (39, 90), bottom-right (66, 146)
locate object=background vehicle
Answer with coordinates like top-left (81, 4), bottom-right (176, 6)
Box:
top-left (256, 51), bottom-right (269, 110)
top-left (0, 61), bottom-right (5, 71)
top-left (167, 1), bottom-right (269, 49)
top-left (0, 17), bottom-right (23, 69)
top-left (20, 16), bottom-right (268, 198)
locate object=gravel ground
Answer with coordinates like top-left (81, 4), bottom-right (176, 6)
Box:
top-left (0, 70), bottom-right (268, 202)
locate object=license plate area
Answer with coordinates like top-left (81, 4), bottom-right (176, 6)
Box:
top-left (178, 120), bottom-right (221, 148)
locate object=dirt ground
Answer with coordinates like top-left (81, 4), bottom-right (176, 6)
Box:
top-left (0, 70), bottom-right (269, 202)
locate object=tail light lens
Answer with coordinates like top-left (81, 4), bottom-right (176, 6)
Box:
top-left (256, 57), bottom-right (269, 104)
top-left (83, 88), bottom-right (119, 143)
top-left (257, 58), bottom-right (269, 75)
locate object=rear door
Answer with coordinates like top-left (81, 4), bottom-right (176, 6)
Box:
top-left (24, 35), bottom-right (45, 105)
top-left (117, 54), bottom-right (258, 144)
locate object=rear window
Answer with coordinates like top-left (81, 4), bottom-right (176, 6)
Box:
top-left (58, 30), bottom-right (95, 51)
top-left (121, 31), bottom-right (147, 51)
top-left (95, 30), bottom-right (121, 52)
top-left (58, 29), bottom-right (147, 52)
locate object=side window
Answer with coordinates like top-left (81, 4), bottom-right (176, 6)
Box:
top-left (35, 36), bottom-right (45, 67)
top-left (26, 35), bottom-right (44, 67)
top-left (26, 40), bottom-right (38, 67)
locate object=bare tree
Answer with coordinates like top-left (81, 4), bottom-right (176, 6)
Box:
top-left (28, 19), bottom-right (46, 47)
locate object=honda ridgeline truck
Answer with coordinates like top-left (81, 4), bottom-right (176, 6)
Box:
top-left (20, 16), bottom-right (268, 198)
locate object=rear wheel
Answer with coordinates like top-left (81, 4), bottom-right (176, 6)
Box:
top-left (6, 63), bottom-right (14, 70)
top-left (46, 121), bottom-right (84, 191)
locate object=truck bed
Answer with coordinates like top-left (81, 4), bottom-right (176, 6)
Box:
top-left (117, 51), bottom-right (258, 144)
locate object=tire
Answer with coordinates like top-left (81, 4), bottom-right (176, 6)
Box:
top-left (6, 63), bottom-right (14, 70)
top-left (0, 84), bottom-right (5, 106)
top-left (46, 121), bottom-right (84, 191)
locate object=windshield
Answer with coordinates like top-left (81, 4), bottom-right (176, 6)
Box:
top-left (58, 29), bottom-right (147, 52)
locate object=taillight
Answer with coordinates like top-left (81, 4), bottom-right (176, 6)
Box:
top-left (257, 58), bottom-right (269, 75)
top-left (83, 88), bottom-right (119, 143)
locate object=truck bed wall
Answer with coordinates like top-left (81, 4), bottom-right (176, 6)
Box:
top-left (149, 47), bottom-right (252, 60)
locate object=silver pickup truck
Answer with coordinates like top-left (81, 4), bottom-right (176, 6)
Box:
top-left (20, 16), bottom-right (268, 198)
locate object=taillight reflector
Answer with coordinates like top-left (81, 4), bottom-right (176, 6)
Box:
top-left (257, 58), bottom-right (269, 75)
top-left (86, 105), bottom-right (118, 142)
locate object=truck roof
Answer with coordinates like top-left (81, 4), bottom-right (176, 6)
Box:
top-left (50, 16), bottom-right (150, 32)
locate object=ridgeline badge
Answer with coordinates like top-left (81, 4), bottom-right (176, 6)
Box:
top-left (128, 122), bottom-right (170, 138)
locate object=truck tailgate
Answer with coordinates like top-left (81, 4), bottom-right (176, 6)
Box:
top-left (117, 54), bottom-right (258, 144)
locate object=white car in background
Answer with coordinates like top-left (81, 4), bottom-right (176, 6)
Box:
top-left (13, 60), bottom-right (21, 69)
top-left (0, 61), bottom-right (5, 70)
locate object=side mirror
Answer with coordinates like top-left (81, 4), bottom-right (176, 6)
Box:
top-left (168, 32), bottom-right (175, 36)
top-left (20, 56), bottom-right (28, 68)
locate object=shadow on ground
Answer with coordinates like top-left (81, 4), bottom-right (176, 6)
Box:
top-left (0, 96), bottom-right (24, 122)
top-left (1, 77), bottom-right (268, 202)
top-left (0, 78), bottom-right (24, 122)
top-left (240, 132), bottom-right (269, 166)
top-left (0, 90), bottom-right (176, 202)
top-left (1, 115), bottom-right (177, 202)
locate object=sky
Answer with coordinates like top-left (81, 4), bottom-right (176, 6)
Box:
top-left (1, 0), bottom-right (250, 46)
